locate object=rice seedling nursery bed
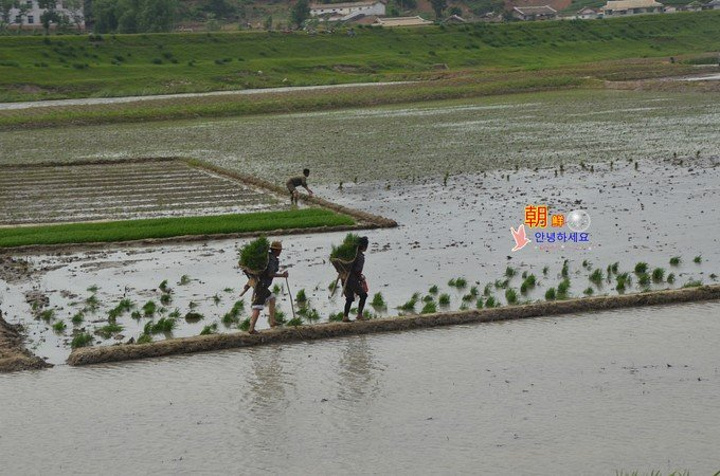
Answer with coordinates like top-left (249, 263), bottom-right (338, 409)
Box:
top-left (0, 157), bottom-right (400, 248)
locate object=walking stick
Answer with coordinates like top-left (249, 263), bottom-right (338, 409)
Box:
top-left (285, 277), bottom-right (297, 320)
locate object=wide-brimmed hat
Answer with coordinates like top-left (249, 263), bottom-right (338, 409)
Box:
top-left (270, 240), bottom-right (283, 250)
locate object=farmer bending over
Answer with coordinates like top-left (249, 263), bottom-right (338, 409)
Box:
top-left (248, 240), bottom-right (288, 334)
top-left (343, 236), bottom-right (369, 322)
top-left (286, 168), bottom-right (314, 204)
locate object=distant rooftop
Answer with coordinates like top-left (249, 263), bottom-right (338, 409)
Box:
top-left (513, 5), bottom-right (558, 14)
top-left (374, 16), bottom-right (433, 26)
top-left (603, 0), bottom-right (664, 9)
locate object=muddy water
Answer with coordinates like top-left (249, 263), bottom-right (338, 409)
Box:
top-left (1, 302), bottom-right (719, 474)
top-left (1, 90), bottom-right (718, 184)
top-left (1, 152), bottom-right (718, 365)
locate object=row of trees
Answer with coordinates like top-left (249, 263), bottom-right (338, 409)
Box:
top-left (91, 0), bottom-right (177, 33)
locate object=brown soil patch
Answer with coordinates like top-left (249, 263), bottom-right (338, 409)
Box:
top-left (0, 309), bottom-right (51, 372)
top-left (67, 284), bottom-right (720, 367)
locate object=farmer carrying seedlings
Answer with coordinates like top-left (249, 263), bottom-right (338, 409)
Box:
top-left (286, 168), bottom-right (314, 204)
top-left (245, 240), bottom-right (288, 334)
top-left (341, 236), bottom-right (369, 322)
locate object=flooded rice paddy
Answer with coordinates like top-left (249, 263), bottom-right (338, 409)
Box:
top-left (1, 302), bottom-right (719, 474)
top-left (1, 90), bottom-right (718, 184)
top-left (1, 88), bottom-right (719, 473)
top-left (0, 152), bottom-right (717, 364)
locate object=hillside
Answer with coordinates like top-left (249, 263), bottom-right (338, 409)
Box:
top-left (1, 10), bottom-right (719, 103)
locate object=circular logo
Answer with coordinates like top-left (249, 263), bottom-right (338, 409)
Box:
top-left (566, 209), bottom-right (591, 232)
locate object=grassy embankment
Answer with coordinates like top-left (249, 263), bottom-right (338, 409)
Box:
top-left (0, 209), bottom-right (354, 248)
top-left (0, 11), bottom-right (718, 102)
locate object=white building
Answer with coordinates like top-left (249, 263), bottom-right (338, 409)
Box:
top-left (309, 1), bottom-right (386, 20)
top-left (373, 15), bottom-right (433, 26)
top-left (7, 0), bottom-right (84, 29)
top-left (602, 0), bottom-right (664, 16)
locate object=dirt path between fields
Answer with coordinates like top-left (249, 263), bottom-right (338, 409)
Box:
top-left (0, 309), bottom-right (51, 372)
top-left (67, 285), bottom-right (720, 367)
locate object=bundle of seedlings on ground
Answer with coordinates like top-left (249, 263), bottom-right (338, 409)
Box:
top-left (137, 334), bottom-right (153, 344)
top-left (239, 236), bottom-right (270, 275)
top-left (71, 332), bottom-right (93, 349)
top-left (96, 322), bottom-right (123, 339)
top-left (505, 288), bottom-right (518, 305)
top-left (297, 307), bottom-right (321, 322)
top-left (185, 311), bottom-right (204, 323)
top-left (200, 323), bottom-right (218, 335)
top-left (371, 292), bottom-right (386, 310)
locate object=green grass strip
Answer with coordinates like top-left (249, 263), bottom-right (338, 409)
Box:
top-left (0, 208), bottom-right (355, 248)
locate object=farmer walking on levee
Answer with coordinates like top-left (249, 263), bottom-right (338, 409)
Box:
top-left (286, 168), bottom-right (314, 204)
top-left (239, 238), bottom-right (288, 334)
top-left (330, 234), bottom-right (369, 322)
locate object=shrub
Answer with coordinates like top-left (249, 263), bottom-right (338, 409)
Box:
top-left (421, 302), bottom-right (437, 314)
top-left (485, 296), bottom-right (497, 307)
top-left (52, 320), bottom-right (67, 332)
top-left (669, 256), bottom-right (681, 266)
top-left (651, 268), bottom-right (665, 282)
top-left (667, 273), bottom-right (676, 284)
top-left (475, 298), bottom-right (484, 309)
top-left (583, 287), bottom-right (594, 296)
top-left (545, 287), bottom-right (556, 300)
top-left (296, 289), bottom-right (307, 303)
top-left (201, 323), bottom-right (218, 335)
top-left (438, 293), bottom-right (450, 306)
top-left (428, 285), bottom-right (439, 295)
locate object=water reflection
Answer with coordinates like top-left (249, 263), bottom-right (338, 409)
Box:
top-left (244, 346), bottom-right (292, 413)
top-left (337, 336), bottom-right (383, 403)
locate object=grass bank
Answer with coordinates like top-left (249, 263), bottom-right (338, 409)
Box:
top-left (0, 11), bottom-right (718, 102)
top-left (0, 72), bottom-right (591, 129)
top-left (0, 209), bottom-right (354, 248)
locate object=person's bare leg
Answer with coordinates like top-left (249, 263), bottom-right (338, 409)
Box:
top-left (249, 309), bottom-right (260, 333)
top-left (268, 297), bottom-right (277, 327)
top-left (343, 297), bottom-right (352, 322)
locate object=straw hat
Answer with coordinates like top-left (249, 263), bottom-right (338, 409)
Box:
top-left (270, 240), bottom-right (283, 251)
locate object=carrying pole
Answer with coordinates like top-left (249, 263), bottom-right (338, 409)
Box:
top-left (285, 277), bottom-right (297, 320)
